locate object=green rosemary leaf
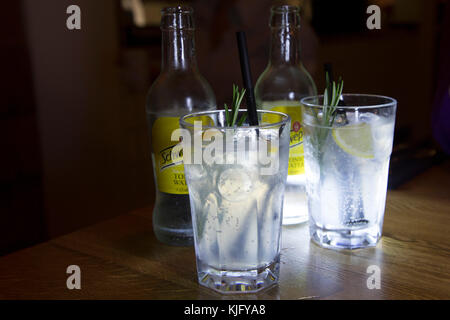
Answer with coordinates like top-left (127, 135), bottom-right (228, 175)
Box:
top-left (313, 72), bottom-right (344, 157)
top-left (232, 88), bottom-right (246, 126)
top-left (224, 103), bottom-right (230, 126)
top-left (332, 81), bottom-right (338, 106)
top-left (223, 85), bottom-right (247, 127)
top-left (237, 112), bottom-right (247, 126)
top-left (325, 72), bottom-right (330, 103)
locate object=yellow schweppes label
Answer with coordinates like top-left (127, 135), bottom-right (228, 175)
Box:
top-left (265, 103), bottom-right (305, 175)
top-left (151, 117), bottom-right (188, 194)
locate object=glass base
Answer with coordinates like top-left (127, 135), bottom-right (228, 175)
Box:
top-left (310, 223), bottom-right (381, 250)
top-left (196, 256), bottom-right (280, 294)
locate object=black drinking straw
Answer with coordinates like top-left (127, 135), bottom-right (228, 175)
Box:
top-left (236, 31), bottom-right (259, 126)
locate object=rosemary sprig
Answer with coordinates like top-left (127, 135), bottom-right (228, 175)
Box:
top-left (224, 84), bottom-right (247, 127)
top-left (321, 72), bottom-right (344, 127)
top-left (312, 72), bottom-right (344, 154)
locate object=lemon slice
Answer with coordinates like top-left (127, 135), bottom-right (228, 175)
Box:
top-left (332, 123), bottom-right (374, 159)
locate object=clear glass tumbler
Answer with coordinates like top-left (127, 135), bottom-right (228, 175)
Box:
top-left (301, 94), bottom-right (396, 250)
top-left (179, 109), bottom-right (290, 293)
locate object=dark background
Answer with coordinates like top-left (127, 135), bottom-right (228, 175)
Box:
top-left (1, 0), bottom-right (448, 255)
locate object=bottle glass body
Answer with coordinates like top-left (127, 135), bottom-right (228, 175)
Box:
top-left (146, 7), bottom-right (216, 245)
top-left (255, 5), bottom-right (317, 225)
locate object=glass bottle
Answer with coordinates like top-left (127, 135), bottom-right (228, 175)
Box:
top-left (255, 5), bottom-right (317, 225)
top-left (146, 6), bottom-right (216, 245)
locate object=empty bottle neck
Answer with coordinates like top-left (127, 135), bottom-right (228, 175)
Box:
top-left (160, 6), bottom-right (198, 72)
top-left (161, 29), bottom-right (198, 71)
top-left (268, 5), bottom-right (302, 66)
top-left (269, 27), bottom-right (301, 66)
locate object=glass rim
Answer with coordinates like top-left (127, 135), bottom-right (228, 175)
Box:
top-left (300, 93), bottom-right (397, 110)
top-left (180, 109), bottom-right (290, 130)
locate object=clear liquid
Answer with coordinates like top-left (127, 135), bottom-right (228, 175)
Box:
top-left (147, 112), bottom-right (193, 246)
top-left (283, 174), bottom-right (308, 224)
top-left (261, 101), bottom-right (308, 225)
top-left (303, 114), bottom-right (395, 248)
top-left (185, 141), bottom-right (289, 270)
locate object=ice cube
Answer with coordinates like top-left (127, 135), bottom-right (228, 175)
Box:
top-left (185, 164), bottom-right (206, 181)
top-left (359, 112), bottom-right (379, 123)
top-left (371, 120), bottom-right (395, 158)
top-left (232, 128), bottom-right (258, 143)
top-left (217, 167), bottom-right (253, 202)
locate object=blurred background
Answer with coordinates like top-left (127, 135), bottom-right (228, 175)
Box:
top-left (1, 0), bottom-right (449, 255)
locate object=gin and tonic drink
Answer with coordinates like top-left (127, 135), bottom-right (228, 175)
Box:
top-left (301, 94), bottom-right (396, 249)
top-left (180, 110), bottom-right (290, 293)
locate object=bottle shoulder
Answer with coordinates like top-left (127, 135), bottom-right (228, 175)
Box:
top-left (255, 64), bottom-right (317, 102)
top-left (256, 64), bottom-right (315, 86)
top-left (146, 71), bottom-right (216, 115)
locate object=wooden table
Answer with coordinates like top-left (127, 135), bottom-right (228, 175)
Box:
top-left (1, 162), bottom-right (449, 300)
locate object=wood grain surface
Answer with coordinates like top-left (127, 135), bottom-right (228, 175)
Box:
top-left (0, 162), bottom-right (449, 300)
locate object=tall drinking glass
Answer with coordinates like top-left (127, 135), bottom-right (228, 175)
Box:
top-left (301, 94), bottom-right (396, 250)
top-left (179, 110), bottom-right (290, 293)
